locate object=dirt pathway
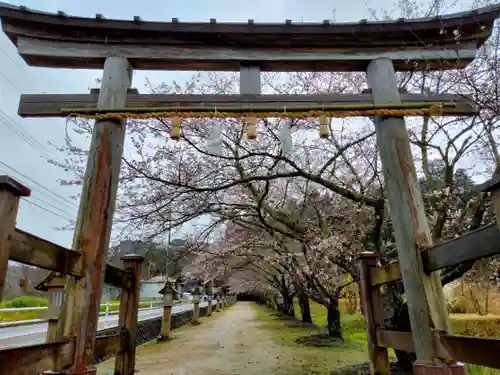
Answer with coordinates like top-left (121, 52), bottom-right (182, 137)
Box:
top-left (97, 302), bottom-right (297, 375)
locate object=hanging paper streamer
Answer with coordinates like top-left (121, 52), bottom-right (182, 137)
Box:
top-left (318, 114), bottom-right (329, 139)
top-left (170, 116), bottom-right (181, 140)
top-left (245, 117), bottom-right (258, 140)
top-left (279, 121), bottom-right (293, 154)
top-left (206, 121), bottom-right (223, 156)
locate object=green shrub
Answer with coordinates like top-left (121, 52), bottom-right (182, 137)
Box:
top-left (451, 315), bottom-right (500, 337)
top-left (447, 296), bottom-right (469, 314)
top-left (0, 296), bottom-right (48, 308)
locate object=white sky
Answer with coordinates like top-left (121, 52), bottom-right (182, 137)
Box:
top-left (0, 0), bottom-right (476, 249)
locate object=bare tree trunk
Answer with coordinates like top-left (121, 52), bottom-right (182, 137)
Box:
top-left (298, 293), bottom-right (312, 323)
top-left (326, 299), bottom-right (343, 339)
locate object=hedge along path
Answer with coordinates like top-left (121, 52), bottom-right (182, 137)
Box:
top-left (97, 302), bottom-right (302, 375)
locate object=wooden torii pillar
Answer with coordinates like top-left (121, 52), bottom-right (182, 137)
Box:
top-left (56, 56), bottom-right (133, 375)
top-left (366, 59), bottom-right (461, 374)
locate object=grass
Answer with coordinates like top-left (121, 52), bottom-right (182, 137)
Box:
top-left (0, 296), bottom-right (48, 322)
top-left (252, 303), bottom-right (368, 375)
top-left (287, 300), bottom-right (500, 374)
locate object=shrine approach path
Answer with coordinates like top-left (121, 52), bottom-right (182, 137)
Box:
top-left (97, 301), bottom-right (307, 375)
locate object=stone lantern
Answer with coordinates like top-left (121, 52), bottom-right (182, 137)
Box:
top-left (204, 280), bottom-right (213, 316)
top-left (191, 284), bottom-right (201, 324)
top-left (157, 280), bottom-right (176, 341)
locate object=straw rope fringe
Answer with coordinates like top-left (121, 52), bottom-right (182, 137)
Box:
top-left (66, 106), bottom-right (443, 120)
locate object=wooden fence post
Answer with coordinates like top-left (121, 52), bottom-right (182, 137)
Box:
top-left (358, 252), bottom-right (390, 375)
top-left (114, 254), bottom-right (144, 375)
top-left (367, 58), bottom-right (451, 361)
top-left (58, 56), bottom-right (133, 375)
top-left (0, 176), bottom-right (30, 302)
top-left (157, 284), bottom-right (174, 342)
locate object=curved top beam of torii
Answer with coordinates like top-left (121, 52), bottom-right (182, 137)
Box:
top-left (0, 2), bottom-right (499, 71)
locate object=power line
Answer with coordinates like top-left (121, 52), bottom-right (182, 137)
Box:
top-left (30, 195), bottom-right (75, 218)
top-left (0, 160), bottom-right (78, 209)
top-left (0, 108), bottom-right (56, 161)
top-left (0, 52), bottom-right (62, 162)
top-left (21, 198), bottom-right (73, 222)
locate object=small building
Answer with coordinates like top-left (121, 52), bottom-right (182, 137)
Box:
top-left (140, 275), bottom-right (176, 299)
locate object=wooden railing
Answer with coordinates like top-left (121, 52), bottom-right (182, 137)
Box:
top-left (0, 175), bottom-right (143, 375)
top-left (358, 173), bottom-right (500, 373)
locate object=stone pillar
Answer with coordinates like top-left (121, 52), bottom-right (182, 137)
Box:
top-left (192, 290), bottom-right (201, 324)
top-left (215, 294), bottom-right (221, 312)
top-left (206, 294), bottom-right (213, 316)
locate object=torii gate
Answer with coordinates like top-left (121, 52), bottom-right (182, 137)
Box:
top-left (0, 2), bottom-right (498, 374)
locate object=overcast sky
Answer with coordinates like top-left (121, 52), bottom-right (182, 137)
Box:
top-left (0, 0), bottom-right (476, 250)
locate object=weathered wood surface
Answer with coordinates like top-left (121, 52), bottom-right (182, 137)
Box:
top-left (359, 253), bottom-right (390, 374)
top-left (9, 228), bottom-right (82, 276)
top-left (18, 92), bottom-right (477, 118)
top-left (8, 228), bottom-right (132, 288)
top-left (114, 255), bottom-right (143, 375)
top-left (377, 330), bottom-right (500, 369)
top-left (15, 37), bottom-right (478, 71)
top-left (59, 56), bottom-right (133, 373)
top-left (371, 223), bottom-right (500, 286)
top-left (0, 2), bottom-right (498, 49)
top-left (367, 57), bottom-right (450, 360)
top-left (0, 340), bottom-right (73, 375)
top-left (0, 176), bottom-right (30, 301)
top-left (94, 333), bottom-right (121, 360)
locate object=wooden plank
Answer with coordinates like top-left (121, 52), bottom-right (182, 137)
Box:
top-left (377, 329), bottom-right (415, 353)
top-left (60, 56), bottom-right (132, 373)
top-left (0, 3), bottom-right (498, 47)
top-left (423, 223), bottom-right (500, 273)
top-left (9, 228), bottom-right (83, 276)
top-left (442, 335), bottom-right (500, 369)
top-left (0, 340), bottom-right (73, 375)
top-left (16, 37), bottom-right (478, 72)
top-left (104, 264), bottom-right (133, 289)
top-left (8, 228), bottom-right (131, 288)
top-left (478, 173), bottom-right (500, 192)
top-left (93, 334), bottom-right (121, 359)
top-left (114, 255), bottom-right (144, 374)
top-left (18, 93), bottom-right (476, 118)
top-left (377, 330), bottom-right (500, 369)
top-left (370, 261), bottom-right (402, 287)
top-left (0, 177), bottom-right (30, 302)
top-left (367, 57), bottom-right (450, 361)
top-left (358, 253), bottom-right (390, 373)
top-left (370, 224), bottom-right (500, 286)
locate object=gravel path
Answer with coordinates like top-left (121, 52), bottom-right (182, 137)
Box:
top-left (98, 302), bottom-right (296, 375)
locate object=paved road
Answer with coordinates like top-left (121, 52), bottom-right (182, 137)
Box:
top-left (0, 302), bottom-right (211, 349)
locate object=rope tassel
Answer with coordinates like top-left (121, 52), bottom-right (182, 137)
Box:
top-left (245, 116), bottom-right (258, 140)
top-left (170, 116), bottom-right (181, 140)
top-left (318, 114), bottom-right (329, 139)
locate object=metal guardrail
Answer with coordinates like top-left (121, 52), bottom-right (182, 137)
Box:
top-left (0, 300), bottom-right (165, 314)
top-left (0, 300), bottom-right (184, 322)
